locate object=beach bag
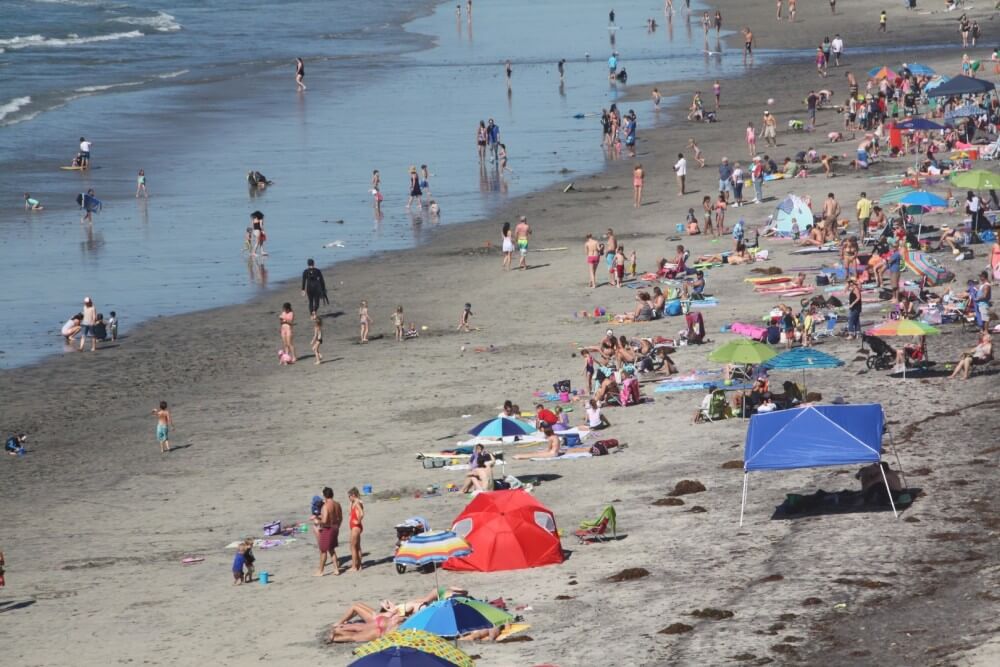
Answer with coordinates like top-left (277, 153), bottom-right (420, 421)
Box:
top-left (263, 521), bottom-right (281, 537)
top-left (816, 275), bottom-right (830, 286)
top-left (553, 379), bottom-right (572, 394)
top-left (665, 300), bottom-right (683, 316)
top-left (590, 442), bottom-right (609, 456)
top-left (493, 479), bottom-right (511, 491)
top-left (421, 457), bottom-right (446, 469)
top-left (766, 325), bottom-right (781, 345)
top-left (595, 439), bottom-right (619, 449)
top-left (562, 433), bottom-right (582, 448)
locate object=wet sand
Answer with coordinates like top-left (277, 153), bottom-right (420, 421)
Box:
top-left (2, 1), bottom-right (999, 665)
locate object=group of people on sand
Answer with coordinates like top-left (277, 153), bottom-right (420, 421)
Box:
top-left (61, 297), bottom-right (117, 352)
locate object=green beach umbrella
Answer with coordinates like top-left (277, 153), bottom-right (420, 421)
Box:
top-left (708, 339), bottom-right (777, 365)
top-left (949, 169), bottom-right (1000, 190)
top-left (877, 186), bottom-right (917, 206)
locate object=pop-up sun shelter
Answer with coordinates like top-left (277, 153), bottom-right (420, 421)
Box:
top-left (740, 404), bottom-right (904, 525)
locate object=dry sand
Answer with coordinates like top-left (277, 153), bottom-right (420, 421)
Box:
top-left (2, 1), bottom-right (999, 665)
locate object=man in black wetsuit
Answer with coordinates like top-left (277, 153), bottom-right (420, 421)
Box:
top-left (301, 258), bottom-right (328, 316)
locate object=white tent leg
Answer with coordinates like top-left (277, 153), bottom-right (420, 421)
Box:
top-left (739, 472), bottom-right (749, 527)
top-left (880, 465), bottom-right (899, 519)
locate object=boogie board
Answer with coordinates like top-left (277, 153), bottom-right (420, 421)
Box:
top-left (61, 166), bottom-right (86, 171)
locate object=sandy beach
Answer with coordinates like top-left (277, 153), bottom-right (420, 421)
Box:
top-left (3, 1), bottom-right (1000, 666)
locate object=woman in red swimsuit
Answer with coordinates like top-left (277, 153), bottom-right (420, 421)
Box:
top-left (348, 487), bottom-right (365, 573)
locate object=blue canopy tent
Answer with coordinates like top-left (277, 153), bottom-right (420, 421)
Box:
top-left (894, 118), bottom-right (944, 131)
top-left (739, 404), bottom-right (905, 525)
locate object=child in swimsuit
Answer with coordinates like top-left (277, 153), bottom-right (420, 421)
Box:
top-left (311, 314), bottom-right (323, 365)
top-left (393, 306), bottom-right (404, 341)
top-left (359, 300), bottom-right (371, 343)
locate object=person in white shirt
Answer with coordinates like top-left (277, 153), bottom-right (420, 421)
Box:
top-left (756, 394), bottom-right (778, 413)
top-left (830, 35), bottom-right (844, 66)
top-left (581, 398), bottom-right (611, 430)
top-left (674, 153), bottom-right (688, 196)
top-left (78, 137), bottom-right (92, 168)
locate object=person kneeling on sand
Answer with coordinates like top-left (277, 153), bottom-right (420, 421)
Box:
top-left (856, 461), bottom-right (903, 505)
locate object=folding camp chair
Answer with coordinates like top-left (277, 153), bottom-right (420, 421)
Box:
top-left (701, 389), bottom-right (733, 422)
top-left (576, 505), bottom-right (617, 543)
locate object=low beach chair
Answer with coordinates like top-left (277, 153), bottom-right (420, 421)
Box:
top-left (700, 389), bottom-right (732, 422)
top-left (576, 505), bottom-right (617, 543)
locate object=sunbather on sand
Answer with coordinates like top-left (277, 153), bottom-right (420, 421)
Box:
top-left (329, 586), bottom-right (469, 641)
top-left (459, 624), bottom-right (511, 641)
top-left (616, 292), bottom-right (654, 322)
top-left (797, 225), bottom-right (826, 246)
top-left (513, 426), bottom-right (590, 460)
top-left (327, 608), bottom-right (402, 643)
top-left (580, 329), bottom-right (618, 362)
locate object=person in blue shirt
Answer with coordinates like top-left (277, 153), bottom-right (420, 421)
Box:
top-left (608, 53), bottom-right (618, 79)
top-left (718, 158), bottom-right (734, 198)
top-left (486, 118), bottom-right (500, 163)
top-left (886, 242), bottom-right (902, 301)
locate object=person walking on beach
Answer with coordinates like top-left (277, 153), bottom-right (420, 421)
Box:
top-left (295, 57), bottom-right (306, 91)
top-left (486, 119), bottom-right (500, 163)
top-left (515, 215), bottom-right (531, 270)
top-left (406, 166), bottom-right (423, 208)
top-left (714, 10), bottom-right (722, 34)
top-left (687, 138), bottom-right (705, 167)
top-left (152, 401), bottom-right (173, 453)
top-left (301, 259), bottom-right (328, 316)
top-left (761, 110), bottom-right (777, 147)
top-left (742, 27), bottom-right (754, 65)
top-left (314, 487), bottom-right (342, 576)
top-left (608, 52), bottom-right (618, 80)
top-left (878, 10), bottom-right (886, 33)
top-left (279, 302), bottom-right (296, 362)
top-left (371, 169), bottom-right (383, 214)
top-left (718, 157), bottom-right (734, 200)
top-left (419, 165), bottom-right (432, 197)
top-left (136, 169), bottom-right (148, 198)
top-left (788, 0), bottom-right (796, 22)
top-left (458, 303), bottom-right (474, 332)
top-left (585, 233), bottom-right (601, 288)
top-left (652, 88), bottom-right (661, 109)
top-left (775, 0), bottom-right (782, 20)
top-left (633, 163), bottom-right (645, 207)
top-left (831, 34), bottom-right (843, 66)
top-left (806, 90), bottom-right (819, 129)
top-left (250, 211), bottom-right (267, 256)
top-left (856, 192), bottom-right (872, 237)
top-left (347, 488), bottom-right (364, 572)
top-left (359, 300), bottom-right (371, 343)
top-left (476, 121), bottom-right (488, 162)
top-left (501, 221), bottom-right (514, 270)
top-left (79, 296), bottom-right (98, 352)
top-left (674, 153), bottom-right (687, 196)
top-left (310, 314), bottom-right (323, 365)
top-left (822, 192), bottom-right (841, 240)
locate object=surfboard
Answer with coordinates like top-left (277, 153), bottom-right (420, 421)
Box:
top-left (61, 166), bottom-right (86, 171)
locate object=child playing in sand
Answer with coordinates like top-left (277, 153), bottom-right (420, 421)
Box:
top-left (359, 300), bottom-right (371, 343)
top-left (583, 350), bottom-right (595, 395)
top-left (311, 314), bottom-right (323, 365)
top-left (242, 538), bottom-right (256, 583)
top-left (687, 138), bottom-right (706, 167)
top-left (458, 303), bottom-right (473, 332)
top-left (404, 323), bottom-right (419, 339)
top-left (232, 543), bottom-right (247, 585)
top-left (152, 401), bottom-right (172, 453)
top-left (393, 306), bottom-right (404, 341)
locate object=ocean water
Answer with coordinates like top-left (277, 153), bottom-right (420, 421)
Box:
top-left (0, 0), bottom-right (755, 368)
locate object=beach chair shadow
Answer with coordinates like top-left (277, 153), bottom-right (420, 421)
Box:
top-left (514, 474), bottom-right (562, 485)
top-left (0, 599), bottom-right (37, 613)
top-left (770, 488), bottom-right (920, 520)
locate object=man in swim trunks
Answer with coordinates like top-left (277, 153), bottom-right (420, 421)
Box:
top-left (585, 233), bottom-right (601, 288)
top-left (742, 27), bottom-right (754, 65)
top-left (78, 137), bottom-right (91, 168)
top-left (514, 216), bottom-right (531, 269)
top-left (314, 487), bottom-right (343, 576)
top-left (761, 110), bottom-right (777, 147)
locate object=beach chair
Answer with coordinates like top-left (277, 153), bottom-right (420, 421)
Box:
top-left (814, 313), bottom-right (839, 339)
top-left (576, 505), bottom-right (617, 543)
top-left (619, 377), bottom-right (640, 406)
top-left (863, 334), bottom-right (896, 370)
top-left (701, 389), bottom-right (732, 422)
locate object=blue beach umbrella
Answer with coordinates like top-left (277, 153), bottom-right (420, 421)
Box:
top-left (761, 347), bottom-right (843, 394)
top-left (899, 191), bottom-right (947, 208)
top-left (903, 63), bottom-right (935, 76)
top-left (467, 416), bottom-right (534, 437)
top-left (895, 118), bottom-right (944, 131)
top-left (401, 598), bottom-right (513, 638)
top-left (922, 75), bottom-right (950, 92)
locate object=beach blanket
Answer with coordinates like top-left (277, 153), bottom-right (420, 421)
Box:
top-left (730, 322), bottom-right (768, 341)
top-left (689, 298), bottom-right (718, 308)
top-left (531, 452), bottom-right (593, 461)
top-left (754, 286), bottom-right (815, 297)
top-left (654, 380), bottom-right (753, 393)
top-left (745, 276), bottom-right (791, 284)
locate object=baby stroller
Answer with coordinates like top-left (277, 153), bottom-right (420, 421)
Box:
top-left (394, 517), bottom-right (429, 574)
top-left (863, 334), bottom-right (896, 370)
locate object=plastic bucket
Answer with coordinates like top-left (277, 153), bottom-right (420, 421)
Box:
top-left (260, 571), bottom-right (269, 585)
top-left (362, 484), bottom-right (373, 495)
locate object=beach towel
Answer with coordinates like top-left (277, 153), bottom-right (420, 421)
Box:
top-left (791, 245), bottom-right (839, 254)
top-left (531, 452), bottom-right (593, 461)
top-left (730, 322), bottom-right (768, 341)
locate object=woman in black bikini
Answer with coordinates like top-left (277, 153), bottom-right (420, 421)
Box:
top-left (295, 57), bottom-right (306, 91)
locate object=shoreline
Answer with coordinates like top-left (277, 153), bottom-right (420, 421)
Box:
top-left (4, 1), bottom-right (1000, 665)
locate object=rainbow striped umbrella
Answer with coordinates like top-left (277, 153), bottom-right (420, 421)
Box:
top-left (395, 530), bottom-right (471, 590)
top-left (351, 629), bottom-right (474, 667)
top-left (901, 246), bottom-right (954, 286)
top-left (866, 320), bottom-right (940, 337)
